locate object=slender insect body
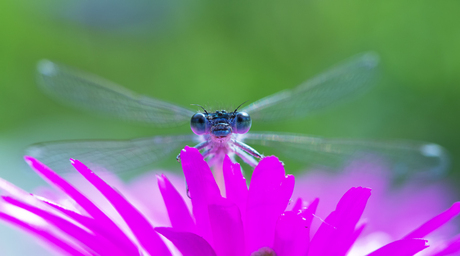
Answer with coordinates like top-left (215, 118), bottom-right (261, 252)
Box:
top-left (187, 109), bottom-right (263, 167)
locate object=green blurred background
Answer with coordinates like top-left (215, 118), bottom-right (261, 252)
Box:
top-left (0, 0), bottom-right (459, 254)
top-left (2, 0), bottom-right (460, 183)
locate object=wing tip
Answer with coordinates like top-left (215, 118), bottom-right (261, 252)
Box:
top-left (420, 143), bottom-right (445, 158)
top-left (25, 145), bottom-right (44, 158)
top-left (419, 143), bottom-right (451, 177)
top-left (37, 59), bottom-right (57, 77)
top-left (359, 51), bottom-right (380, 69)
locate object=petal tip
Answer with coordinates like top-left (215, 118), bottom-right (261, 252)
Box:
top-left (157, 175), bottom-right (166, 188)
top-left (183, 146), bottom-right (195, 152)
top-left (355, 186), bottom-right (372, 194)
top-left (23, 156), bottom-right (35, 166)
top-left (452, 201), bottom-right (460, 210)
top-left (180, 146), bottom-right (199, 158)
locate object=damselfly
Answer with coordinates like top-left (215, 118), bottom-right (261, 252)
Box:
top-left (27, 53), bottom-right (449, 178)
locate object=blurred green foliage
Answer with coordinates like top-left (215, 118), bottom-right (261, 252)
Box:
top-left (0, 1), bottom-right (459, 253)
top-left (1, 0), bottom-right (459, 183)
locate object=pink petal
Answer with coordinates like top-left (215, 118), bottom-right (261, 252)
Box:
top-left (38, 197), bottom-right (101, 233)
top-left (0, 177), bottom-right (30, 197)
top-left (309, 187), bottom-right (371, 256)
top-left (70, 159), bottom-right (171, 256)
top-left (367, 238), bottom-right (428, 256)
top-left (208, 198), bottom-right (245, 256)
top-left (297, 198), bottom-right (319, 255)
top-left (304, 198), bottom-right (319, 227)
top-left (432, 235), bottom-right (460, 256)
top-left (155, 227), bottom-right (217, 256)
top-left (405, 202), bottom-right (460, 239)
top-left (273, 198), bottom-right (319, 256)
top-left (245, 156), bottom-right (295, 254)
top-left (128, 172), bottom-right (184, 227)
top-left (180, 146), bottom-right (222, 245)
top-left (291, 198), bottom-right (303, 213)
top-left (158, 174), bottom-right (196, 233)
top-left (0, 212), bottom-right (89, 256)
top-left (2, 196), bottom-right (120, 256)
top-left (222, 155), bottom-right (248, 225)
top-left (37, 196), bottom-right (133, 253)
top-left (273, 211), bottom-right (307, 256)
top-left (345, 223), bottom-right (366, 254)
top-left (24, 156), bottom-right (138, 255)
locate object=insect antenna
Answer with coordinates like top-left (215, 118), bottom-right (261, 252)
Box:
top-left (233, 100), bottom-right (249, 114)
top-left (191, 104), bottom-right (208, 114)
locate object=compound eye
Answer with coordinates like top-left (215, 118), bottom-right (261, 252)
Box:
top-left (190, 113), bottom-right (207, 135)
top-left (234, 112), bottom-right (251, 134)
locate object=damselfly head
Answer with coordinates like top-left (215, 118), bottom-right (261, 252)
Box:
top-left (190, 109), bottom-right (252, 138)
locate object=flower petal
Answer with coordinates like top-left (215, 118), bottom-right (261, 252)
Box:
top-left (366, 238), bottom-right (428, 256)
top-left (37, 195), bottom-right (132, 253)
top-left (245, 156), bottom-right (295, 254)
top-left (38, 197), bottom-right (102, 233)
top-left (0, 211), bottom-right (89, 256)
top-left (70, 159), bottom-right (171, 256)
top-left (291, 198), bottom-right (303, 213)
top-left (180, 146), bottom-right (222, 244)
top-left (223, 155), bottom-right (248, 224)
top-left (24, 156), bottom-right (139, 255)
top-left (155, 227), bottom-right (217, 256)
top-left (304, 198), bottom-right (319, 227)
top-left (273, 198), bottom-right (319, 256)
top-left (432, 235), bottom-right (460, 256)
top-left (405, 202), bottom-right (460, 239)
top-left (346, 223), bottom-right (366, 253)
top-left (2, 196), bottom-right (120, 256)
top-left (0, 177), bottom-right (30, 197)
top-left (309, 187), bottom-right (371, 256)
top-left (208, 198), bottom-right (245, 256)
top-left (158, 174), bottom-right (196, 233)
top-left (273, 211), bottom-right (307, 256)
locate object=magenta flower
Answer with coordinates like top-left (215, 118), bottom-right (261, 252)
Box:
top-left (0, 146), bottom-right (459, 256)
top-left (291, 160), bottom-right (460, 255)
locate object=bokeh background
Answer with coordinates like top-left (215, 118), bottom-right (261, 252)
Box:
top-left (1, 0), bottom-right (459, 254)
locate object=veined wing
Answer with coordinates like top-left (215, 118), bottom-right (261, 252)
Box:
top-left (242, 52), bottom-right (380, 121)
top-left (37, 60), bottom-right (195, 127)
top-left (26, 134), bottom-right (197, 174)
top-left (242, 132), bottom-right (449, 178)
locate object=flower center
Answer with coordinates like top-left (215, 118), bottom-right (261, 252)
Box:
top-left (250, 247), bottom-right (277, 256)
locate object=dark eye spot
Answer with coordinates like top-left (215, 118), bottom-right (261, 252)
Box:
top-left (191, 113), bottom-right (207, 135)
top-left (234, 112), bottom-right (251, 134)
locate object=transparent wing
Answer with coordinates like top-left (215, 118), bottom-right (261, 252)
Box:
top-left (242, 132), bottom-right (449, 179)
top-left (37, 60), bottom-right (195, 127)
top-left (242, 52), bottom-right (380, 121)
top-left (26, 134), bottom-right (197, 174)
